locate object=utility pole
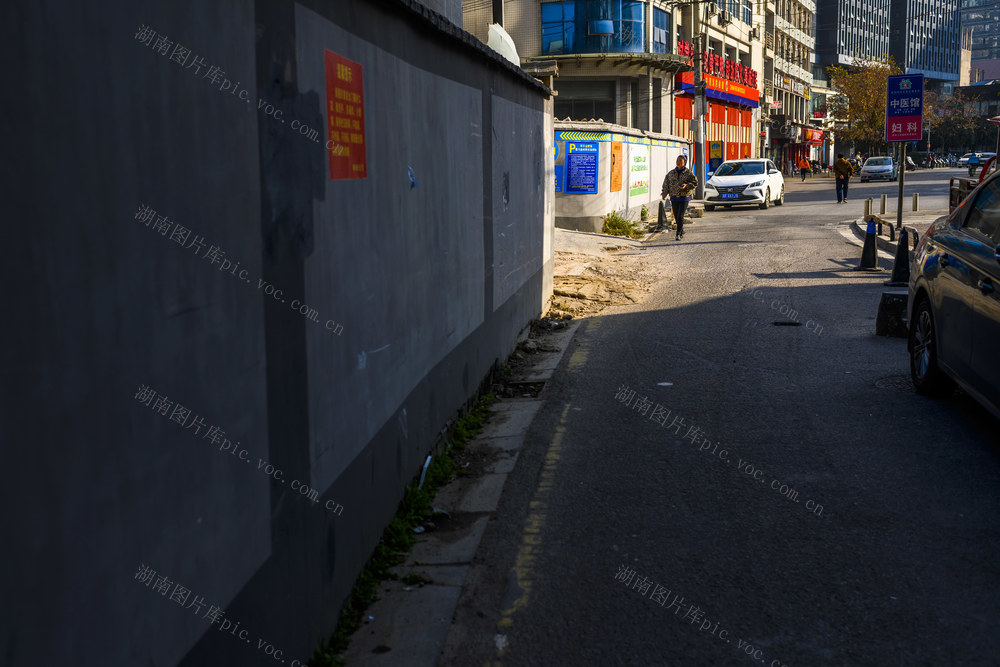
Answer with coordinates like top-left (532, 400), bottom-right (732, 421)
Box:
top-left (896, 141), bottom-right (906, 230)
top-left (692, 4), bottom-right (706, 199)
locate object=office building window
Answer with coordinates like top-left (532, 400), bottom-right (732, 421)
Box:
top-left (553, 80), bottom-right (617, 121)
top-left (742, 0), bottom-right (752, 24)
top-left (541, 1), bottom-right (647, 55)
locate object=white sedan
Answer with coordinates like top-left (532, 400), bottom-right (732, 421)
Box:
top-left (703, 159), bottom-right (785, 211)
top-left (859, 156), bottom-right (897, 182)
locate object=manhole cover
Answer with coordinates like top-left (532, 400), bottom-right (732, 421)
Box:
top-left (772, 321), bottom-right (802, 326)
top-left (874, 375), bottom-right (912, 391)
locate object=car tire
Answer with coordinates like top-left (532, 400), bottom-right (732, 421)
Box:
top-left (775, 186), bottom-right (784, 206)
top-left (861, 178), bottom-right (867, 183)
top-left (759, 188), bottom-right (770, 210)
top-left (705, 205), bottom-right (715, 212)
top-left (909, 297), bottom-right (955, 396)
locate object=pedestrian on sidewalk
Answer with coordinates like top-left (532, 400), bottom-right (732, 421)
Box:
top-left (798, 157), bottom-right (811, 181)
top-left (833, 153), bottom-right (854, 203)
top-left (661, 155), bottom-right (698, 241)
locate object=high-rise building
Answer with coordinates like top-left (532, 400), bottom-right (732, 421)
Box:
top-left (962, 0), bottom-right (1000, 61)
top-left (889, 0), bottom-right (962, 86)
top-left (814, 0), bottom-right (892, 69)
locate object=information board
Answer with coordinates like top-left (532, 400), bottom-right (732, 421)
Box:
top-left (324, 50), bottom-right (367, 179)
top-left (565, 142), bottom-right (598, 194)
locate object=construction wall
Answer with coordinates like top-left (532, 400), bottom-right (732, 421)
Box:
top-left (554, 121), bottom-right (691, 232)
top-left (0, 0), bottom-right (551, 665)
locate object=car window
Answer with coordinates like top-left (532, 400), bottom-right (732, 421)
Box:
top-left (866, 158), bottom-right (891, 166)
top-left (768, 161), bottom-right (777, 172)
top-left (964, 178), bottom-right (1000, 239)
top-left (715, 162), bottom-right (764, 176)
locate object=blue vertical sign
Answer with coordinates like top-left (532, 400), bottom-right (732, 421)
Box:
top-left (565, 142), bottom-right (599, 194)
top-left (885, 74), bottom-right (923, 142)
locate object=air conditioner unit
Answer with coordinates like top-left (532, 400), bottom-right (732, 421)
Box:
top-left (719, 10), bottom-right (732, 25)
top-left (707, 2), bottom-right (719, 16)
top-left (751, 26), bottom-right (760, 39)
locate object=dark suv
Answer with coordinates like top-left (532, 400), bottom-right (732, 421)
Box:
top-left (908, 170), bottom-right (1000, 419)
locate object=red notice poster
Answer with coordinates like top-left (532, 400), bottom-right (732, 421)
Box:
top-left (324, 50), bottom-right (366, 180)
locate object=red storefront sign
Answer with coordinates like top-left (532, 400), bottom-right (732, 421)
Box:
top-left (324, 50), bottom-right (367, 180)
top-left (677, 40), bottom-right (758, 88)
top-left (802, 128), bottom-right (823, 144)
top-left (676, 71), bottom-right (759, 107)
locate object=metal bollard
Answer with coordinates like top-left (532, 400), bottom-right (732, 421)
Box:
top-left (864, 198), bottom-right (872, 218)
top-left (880, 194), bottom-right (886, 214)
top-left (912, 193), bottom-right (919, 211)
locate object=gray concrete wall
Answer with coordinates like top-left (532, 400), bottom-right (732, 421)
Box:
top-left (0, 0), bottom-right (551, 665)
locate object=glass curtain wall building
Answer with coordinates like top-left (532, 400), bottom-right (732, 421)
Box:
top-left (541, 0), bottom-right (648, 54)
top-left (961, 0), bottom-right (1000, 60)
top-left (890, 0), bottom-right (961, 84)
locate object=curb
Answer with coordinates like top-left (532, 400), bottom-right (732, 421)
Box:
top-left (849, 219), bottom-right (918, 256)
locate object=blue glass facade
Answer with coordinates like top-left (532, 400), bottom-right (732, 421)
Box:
top-left (541, 1), bottom-right (648, 55)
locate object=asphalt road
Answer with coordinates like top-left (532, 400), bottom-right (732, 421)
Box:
top-left (442, 168), bottom-right (1000, 666)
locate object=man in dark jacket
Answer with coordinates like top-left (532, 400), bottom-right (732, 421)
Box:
top-left (832, 153), bottom-right (854, 203)
top-left (661, 155), bottom-right (698, 241)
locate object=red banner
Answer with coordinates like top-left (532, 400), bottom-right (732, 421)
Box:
top-left (802, 128), bottom-right (823, 144)
top-left (324, 50), bottom-right (367, 180)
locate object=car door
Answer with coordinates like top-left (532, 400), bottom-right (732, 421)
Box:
top-left (767, 161), bottom-right (781, 198)
top-left (962, 177), bottom-right (1000, 411)
top-left (924, 208), bottom-right (977, 378)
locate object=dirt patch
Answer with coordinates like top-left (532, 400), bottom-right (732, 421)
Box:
top-left (547, 248), bottom-right (660, 318)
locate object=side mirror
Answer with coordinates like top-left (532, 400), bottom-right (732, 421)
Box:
top-left (768, 169), bottom-right (779, 174)
top-left (707, 171), bottom-right (714, 178)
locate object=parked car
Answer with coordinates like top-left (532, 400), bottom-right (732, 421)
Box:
top-left (908, 168), bottom-right (1000, 420)
top-left (703, 159), bottom-right (785, 211)
top-left (859, 156), bottom-right (897, 182)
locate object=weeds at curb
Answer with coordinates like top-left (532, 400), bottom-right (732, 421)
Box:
top-left (308, 392), bottom-right (497, 666)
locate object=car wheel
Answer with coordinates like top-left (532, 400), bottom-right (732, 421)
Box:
top-left (759, 188), bottom-right (770, 210)
top-left (705, 205), bottom-right (715, 212)
top-left (861, 178), bottom-right (867, 183)
top-left (775, 186), bottom-right (784, 206)
top-left (909, 297), bottom-right (955, 396)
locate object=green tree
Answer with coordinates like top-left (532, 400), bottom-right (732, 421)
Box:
top-left (925, 90), bottom-right (980, 152)
top-left (826, 56), bottom-right (902, 155)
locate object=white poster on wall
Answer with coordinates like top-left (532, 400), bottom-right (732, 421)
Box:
top-left (629, 143), bottom-right (649, 197)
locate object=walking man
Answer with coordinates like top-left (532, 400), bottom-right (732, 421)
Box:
top-left (833, 153), bottom-right (854, 203)
top-left (662, 154), bottom-right (698, 241)
top-left (798, 156), bottom-right (811, 181)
